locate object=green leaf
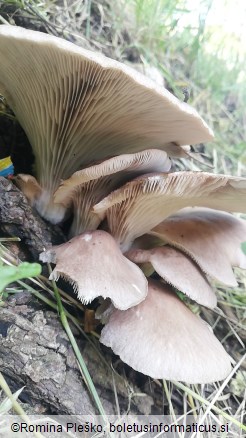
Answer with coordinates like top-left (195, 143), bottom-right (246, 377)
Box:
top-left (0, 262), bottom-right (41, 293)
top-left (241, 242), bottom-right (246, 255)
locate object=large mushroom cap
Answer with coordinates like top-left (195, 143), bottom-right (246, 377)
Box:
top-left (100, 280), bottom-right (232, 383)
top-left (0, 25), bottom-right (213, 220)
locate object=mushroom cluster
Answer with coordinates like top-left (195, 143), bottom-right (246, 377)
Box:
top-left (0, 25), bottom-right (246, 383)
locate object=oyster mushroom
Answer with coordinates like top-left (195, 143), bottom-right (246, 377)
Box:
top-left (40, 172), bottom-right (246, 383)
top-left (100, 280), bottom-right (232, 383)
top-left (149, 208), bottom-right (246, 287)
top-left (126, 245), bottom-right (217, 308)
top-left (93, 171), bottom-right (246, 252)
top-left (54, 148), bottom-right (171, 236)
top-left (40, 230), bottom-right (147, 310)
top-left (0, 25), bottom-right (213, 222)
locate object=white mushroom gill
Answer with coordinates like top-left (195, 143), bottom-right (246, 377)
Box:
top-left (93, 171), bottom-right (246, 252)
top-left (38, 173), bottom-right (246, 385)
top-left (54, 149), bottom-right (171, 236)
top-left (0, 25), bottom-right (213, 222)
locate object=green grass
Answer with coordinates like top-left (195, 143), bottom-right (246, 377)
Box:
top-left (101, 0), bottom-right (246, 173)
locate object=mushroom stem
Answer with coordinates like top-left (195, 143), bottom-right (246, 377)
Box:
top-left (15, 174), bottom-right (66, 224)
top-left (36, 190), bottom-right (67, 224)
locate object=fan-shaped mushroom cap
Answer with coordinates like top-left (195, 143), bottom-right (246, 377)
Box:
top-left (100, 280), bottom-right (232, 383)
top-left (54, 149), bottom-right (171, 236)
top-left (39, 230), bottom-right (147, 310)
top-left (94, 171), bottom-right (246, 251)
top-left (126, 245), bottom-right (217, 308)
top-left (54, 149), bottom-right (171, 206)
top-left (149, 208), bottom-right (246, 287)
top-left (0, 25), bottom-right (213, 221)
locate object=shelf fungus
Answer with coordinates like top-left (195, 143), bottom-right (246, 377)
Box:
top-left (1, 25), bottom-right (246, 384)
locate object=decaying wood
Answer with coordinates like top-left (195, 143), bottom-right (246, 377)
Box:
top-left (0, 296), bottom-right (95, 414)
top-left (0, 177), bottom-right (65, 260)
top-left (0, 294), bottom-right (154, 415)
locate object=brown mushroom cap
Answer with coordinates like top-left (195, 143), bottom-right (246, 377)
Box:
top-left (93, 171), bottom-right (246, 251)
top-left (149, 208), bottom-right (246, 286)
top-left (0, 25), bottom-right (213, 221)
top-left (126, 245), bottom-right (217, 308)
top-left (54, 149), bottom-right (171, 236)
top-left (100, 280), bottom-right (232, 383)
top-left (40, 230), bottom-right (147, 310)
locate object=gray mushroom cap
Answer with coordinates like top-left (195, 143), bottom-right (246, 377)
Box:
top-left (100, 280), bottom-right (232, 383)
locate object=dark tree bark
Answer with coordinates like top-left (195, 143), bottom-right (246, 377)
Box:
top-left (0, 298), bottom-right (95, 414)
top-left (0, 295), bottom-right (154, 415)
top-left (0, 177), bottom-right (65, 260)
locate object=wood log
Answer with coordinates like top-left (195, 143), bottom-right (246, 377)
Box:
top-left (0, 177), bottom-right (65, 260)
